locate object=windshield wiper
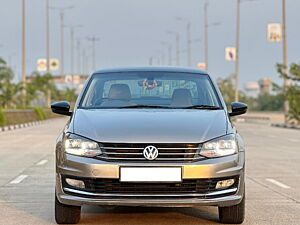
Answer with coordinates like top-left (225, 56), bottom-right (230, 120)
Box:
top-left (180, 105), bottom-right (221, 110)
top-left (115, 105), bottom-right (172, 109)
top-left (97, 104), bottom-right (221, 110)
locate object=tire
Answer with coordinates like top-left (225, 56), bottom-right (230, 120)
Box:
top-left (218, 195), bottom-right (245, 224)
top-left (55, 196), bottom-right (81, 224)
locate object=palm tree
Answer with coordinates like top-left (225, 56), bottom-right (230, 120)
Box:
top-left (62, 87), bottom-right (77, 103)
top-left (0, 58), bottom-right (20, 108)
top-left (29, 71), bottom-right (58, 106)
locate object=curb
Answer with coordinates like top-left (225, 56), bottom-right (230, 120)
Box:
top-left (271, 123), bottom-right (300, 130)
top-left (0, 120), bottom-right (45, 132)
top-left (235, 116), bottom-right (270, 124)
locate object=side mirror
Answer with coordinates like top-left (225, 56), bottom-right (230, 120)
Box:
top-left (51, 101), bottom-right (72, 116)
top-left (229, 102), bottom-right (247, 117)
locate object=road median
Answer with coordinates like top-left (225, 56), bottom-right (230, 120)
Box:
top-left (0, 108), bottom-right (60, 132)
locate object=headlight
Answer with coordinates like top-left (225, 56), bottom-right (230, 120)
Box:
top-left (64, 134), bottom-right (102, 157)
top-left (200, 134), bottom-right (237, 158)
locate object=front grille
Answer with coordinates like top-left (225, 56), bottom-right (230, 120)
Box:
top-left (63, 175), bottom-right (239, 197)
top-left (97, 143), bottom-right (204, 162)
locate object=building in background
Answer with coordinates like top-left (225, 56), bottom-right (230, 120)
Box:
top-left (25, 74), bottom-right (88, 106)
top-left (26, 74), bottom-right (88, 93)
top-left (244, 78), bottom-right (273, 97)
top-left (53, 74), bottom-right (88, 94)
top-left (244, 82), bottom-right (260, 98)
top-left (258, 78), bottom-right (272, 95)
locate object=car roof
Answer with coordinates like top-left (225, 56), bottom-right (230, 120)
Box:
top-left (94, 67), bottom-right (208, 75)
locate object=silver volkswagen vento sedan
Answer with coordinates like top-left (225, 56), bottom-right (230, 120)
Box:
top-left (52, 67), bottom-right (247, 224)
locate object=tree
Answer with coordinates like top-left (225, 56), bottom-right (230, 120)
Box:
top-left (0, 58), bottom-right (21, 108)
top-left (277, 62), bottom-right (300, 124)
top-left (30, 72), bottom-right (56, 95)
top-left (61, 87), bottom-right (77, 103)
top-left (216, 75), bottom-right (253, 110)
top-left (216, 75), bottom-right (235, 106)
top-left (250, 82), bottom-right (284, 111)
top-left (25, 82), bottom-right (38, 106)
top-left (27, 71), bottom-right (58, 106)
top-left (286, 85), bottom-right (300, 123)
top-left (254, 93), bottom-right (284, 111)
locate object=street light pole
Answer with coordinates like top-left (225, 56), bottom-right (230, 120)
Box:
top-left (203, 2), bottom-right (220, 71)
top-left (67, 25), bottom-right (82, 82)
top-left (161, 49), bottom-right (165, 66)
top-left (177, 17), bottom-right (192, 67)
top-left (176, 34), bottom-right (180, 66)
top-left (234, 0), bottom-right (256, 102)
top-left (76, 39), bottom-right (82, 75)
top-left (167, 31), bottom-right (180, 66)
top-left (204, 2), bottom-right (209, 70)
top-left (156, 56), bottom-right (161, 65)
top-left (187, 22), bottom-right (192, 67)
top-left (82, 48), bottom-right (86, 75)
top-left (60, 11), bottom-right (65, 78)
top-left (282, 0), bottom-right (289, 123)
top-left (148, 57), bottom-right (153, 66)
top-left (161, 42), bottom-right (168, 66)
top-left (51, 6), bottom-right (73, 77)
top-left (168, 44), bottom-right (172, 66)
top-left (86, 36), bottom-right (100, 72)
top-left (70, 27), bottom-right (74, 78)
top-left (21, 0), bottom-right (27, 105)
top-left (234, 0), bottom-right (241, 102)
top-left (46, 0), bottom-right (50, 73)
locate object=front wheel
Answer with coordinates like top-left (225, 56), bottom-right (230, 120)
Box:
top-left (218, 195), bottom-right (245, 224)
top-left (55, 196), bottom-right (81, 224)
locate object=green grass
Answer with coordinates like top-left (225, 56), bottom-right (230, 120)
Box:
top-left (0, 108), bottom-right (59, 127)
top-left (33, 107), bottom-right (47, 121)
top-left (0, 109), bottom-right (8, 126)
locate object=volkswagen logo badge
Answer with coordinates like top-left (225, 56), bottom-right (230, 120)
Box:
top-left (143, 146), bottom-right (159, 160)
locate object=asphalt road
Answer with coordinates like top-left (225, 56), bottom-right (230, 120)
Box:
top-left (0, 118), bottom-right (299, 225)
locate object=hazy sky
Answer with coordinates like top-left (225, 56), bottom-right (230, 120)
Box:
top-left (0, 0), bottom-right (299, 88)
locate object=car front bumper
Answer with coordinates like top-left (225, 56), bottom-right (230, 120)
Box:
top-left (56, 152), bottom-right (245, 207)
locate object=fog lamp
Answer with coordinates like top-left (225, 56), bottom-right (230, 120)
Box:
top-left (65, 178), bottom-right (85, 189)
top-left (216, 179), bottom-right (235, 189)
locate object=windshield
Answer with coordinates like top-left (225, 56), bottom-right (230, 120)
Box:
top-left (80, 72), bottom-right (222, 109)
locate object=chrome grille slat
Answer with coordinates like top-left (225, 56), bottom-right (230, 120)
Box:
top-left (97, 156), bottom-right (205, 161)
top-left (97, 156), bottom-right (146, 160)
top-left (154, 157), bottom-right (205, 161)
top-left (102, 147), bottom-right (199, 150)
top-left (98, 143), bottom-right (203, 162)
top-left (105, 152), bottom-right (143, 155)
top-left (103, 147), bottom-right (144, 150)
top-left (158, 152), bottom-right (196, 155)
top-left (157, 148), bottom-right (200, 150)
top-left (104, 152), bottom-right (197, 156)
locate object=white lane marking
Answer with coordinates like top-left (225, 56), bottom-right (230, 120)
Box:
top-left (10, 175), bottom-right (28, 184)
top-left (266, 178), bottom-right (291, 189)
top-left (36, 159), bottom-right (48, 166)
top-left (288, 138), bottom-right (299, 143)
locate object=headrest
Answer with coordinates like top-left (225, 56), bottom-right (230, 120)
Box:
top-left (108, 84), bottom-right (131, 100)
top-left (171, 88), bottom-right (193, 106)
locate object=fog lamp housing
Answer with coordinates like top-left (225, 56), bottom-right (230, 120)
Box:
top-left (65, 178), bottom-right (85, 189)
top-left (216, 178), bottom-right (235, 189)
